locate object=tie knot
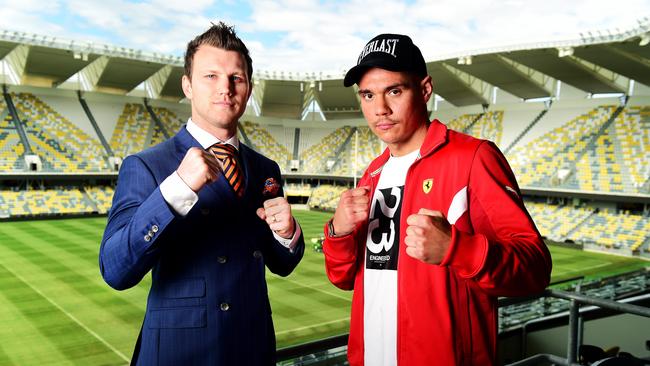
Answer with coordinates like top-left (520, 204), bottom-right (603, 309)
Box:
top-left (209, 143), bottom-right (237, 160)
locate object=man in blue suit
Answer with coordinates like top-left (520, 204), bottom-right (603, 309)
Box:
top-left (99, 22), bottom-right (305, 365)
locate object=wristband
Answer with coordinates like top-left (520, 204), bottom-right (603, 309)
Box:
top-left (327, 219), bottom-right (337, 237)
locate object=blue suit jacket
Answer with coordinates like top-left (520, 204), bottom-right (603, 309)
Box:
top-left (99, 126), bottom-right (304, 365)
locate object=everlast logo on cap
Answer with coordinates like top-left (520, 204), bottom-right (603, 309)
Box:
top-left (343, 33), bottom-right (427, 87)
top-left (357, 38), bottom-right (400, 64)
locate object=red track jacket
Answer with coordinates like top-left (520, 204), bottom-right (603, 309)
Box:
top-left (323, 120), bottom-right (552, 366)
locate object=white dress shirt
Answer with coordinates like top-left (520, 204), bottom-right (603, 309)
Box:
top-left (159, 118), bottom-right (301, 250)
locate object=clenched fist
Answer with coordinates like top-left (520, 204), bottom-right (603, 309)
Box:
top-left (176, 147), bottom-right (223, 192)
top-left (256, 197), bottom-right (295, 239)
top-left (405, 208), bottom-right (452, 264)
top-left (331, 186), bottom-right (371, 236)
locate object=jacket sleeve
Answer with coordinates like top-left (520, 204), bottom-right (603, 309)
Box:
top-left (322, 174), bottom-right (370, 291)
top-left (99, 155), bottom-right (176, 290)
top-left (439, 141), bottom-right (552, 297)
top-left (323, 226), bottom-right (364, 291)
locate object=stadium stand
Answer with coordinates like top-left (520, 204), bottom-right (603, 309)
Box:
top-left (308, 185), bottom-right (347, 211)
top-left (574, 132), bottom-right (624, 193)
top-left (11, 92), bottom-right (108, 172)
top-left (508, 105), bottom-right (616, 188)
top-left (331, 126), bottom-right (382, 176)
top-left (149, 106), bottom-right (184, 146)
top-left (445, 112), bottom-right (477, 133)
top-left (525, 202), bottom-right (595, 241)
top-left (0, 110), bottom-right (25, 171)
top-left (285, 182), bottom-right (313, 197)
top-left (0, 187), bottom-right (97, 216)
top-left (109, 103), bottom-right (154, 158)
top-left (84, 185), bottom-right (115, 214)
top-left (445, 110), bottom-right (503, 145)
top-left (299, 126), bottom-right (353, 174)
top-left (525, 201), bottom-right (650, 254)
top-left (571, 209), bottom-right (650, 252)
top-left (616, 105), bottom-right (650, 193)
top-left (239, 120), bottom-right (292, 168)
top-left (523, 201), bottom-right (562, 237)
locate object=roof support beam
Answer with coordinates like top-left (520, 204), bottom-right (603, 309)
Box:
top-left (440, 63), bottom-right (491, 105)
top-left (565, 55), bottom-right (627, 93)
top-left (495, 55), bottom-right (554, 97)
top-left (132, 65), bottom-right (172, 99)
top-left (252, 79), bottom-right (265, 112)
top-left (302, 82), bottom-right (326, 121)
top-left (59, 55), bottom-right (109, 91)
top-left (1, 44), bottom-right (29, 84)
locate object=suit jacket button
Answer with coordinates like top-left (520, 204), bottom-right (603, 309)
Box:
top-left (253, 250), bottom-right (262, 259)
top-left (220, 302), bottom-right (230, 311)
top-left (217, 256), bottom-right (227, 264)
top-left (201, 208), bottom-right (210, 215)
top-left (144, 234), bottom-right (151, 242)
top-left (151, 225), bottom-right (159, 233)
top-left (147, 230), bottom-right (154, 237)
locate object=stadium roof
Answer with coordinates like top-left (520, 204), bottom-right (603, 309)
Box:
top-left (1, 18), bottom-right (649, 119)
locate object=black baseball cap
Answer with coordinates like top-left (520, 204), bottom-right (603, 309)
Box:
top-left (343, 33), bottom-right (427, 87)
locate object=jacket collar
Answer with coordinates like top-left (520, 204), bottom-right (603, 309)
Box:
top-left (174, 125), bottom-right (199, 148)
top-left (366, 119), bottom-right (448, 177)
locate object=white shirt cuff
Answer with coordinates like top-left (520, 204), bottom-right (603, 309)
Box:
top-left (160, 171), bottom-right (199, 216)
top-left (273, 220), bottom-right (302, 252)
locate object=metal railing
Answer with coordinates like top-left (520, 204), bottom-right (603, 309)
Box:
top-left (275, 288), bottom-right (650, 366)
top-left (505, 288), bottom-right (650, 366)
top-left (277, 334), bottom-right (348, 364)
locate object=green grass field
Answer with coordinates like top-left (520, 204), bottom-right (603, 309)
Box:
top-left (0, 211), bottom-right (647, 365)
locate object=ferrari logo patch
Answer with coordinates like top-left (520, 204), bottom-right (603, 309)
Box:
top-left (422, 178), bottom-right (433, 194)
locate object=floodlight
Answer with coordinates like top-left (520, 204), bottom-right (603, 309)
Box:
top-left (557, 47), bottom-right (574, 58)
top-left (457, 55), bottom-right (472, 65)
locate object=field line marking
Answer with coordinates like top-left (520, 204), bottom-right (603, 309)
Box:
top-left (1, 262), bottom-right (130, 363)
top-left (271, 275), bottom-right (352, 302)
top-left (276, 317), bottom-right (349, 336)
top-left (553, 262), bottom-right (611, 276)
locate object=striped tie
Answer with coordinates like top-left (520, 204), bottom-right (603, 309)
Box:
top-left (209, 143), bottom-right (245, 198)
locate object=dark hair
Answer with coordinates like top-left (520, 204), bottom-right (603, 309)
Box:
top-left (184, 22), bottom-right (253, 81)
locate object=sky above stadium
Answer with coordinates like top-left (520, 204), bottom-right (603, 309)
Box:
top-left (1, 0), bottom-right (649, 74)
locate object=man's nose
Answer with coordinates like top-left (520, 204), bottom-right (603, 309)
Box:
top-left (374, 96), bottom-right (390, 116)
top-left (217, 76), bottom-right (233, 96)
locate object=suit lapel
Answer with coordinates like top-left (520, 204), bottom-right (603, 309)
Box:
top-left (239, 144), bottom-right (253, 198)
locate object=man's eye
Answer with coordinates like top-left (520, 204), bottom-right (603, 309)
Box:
top-left (388, 89), bottom-right (401, 96)
top-left (362, 93), bottom-right (373, 100)
top-left (205, 74), bottom-right (215, 79)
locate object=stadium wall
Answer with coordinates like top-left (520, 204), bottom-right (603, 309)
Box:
top-left (499, 311), bottom-right (650, 363)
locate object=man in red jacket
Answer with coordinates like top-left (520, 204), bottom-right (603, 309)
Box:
top-left (323, 33), bottom-right (552, 366)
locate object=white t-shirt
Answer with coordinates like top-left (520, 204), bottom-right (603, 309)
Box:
top-left (364, 149), bottom-right (419, 366)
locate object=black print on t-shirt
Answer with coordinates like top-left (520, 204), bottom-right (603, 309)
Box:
top-left (366, 186), bottom-right (403, 270)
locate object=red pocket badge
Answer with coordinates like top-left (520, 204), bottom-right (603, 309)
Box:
top-left (262, 178), bottom-right (280, 198)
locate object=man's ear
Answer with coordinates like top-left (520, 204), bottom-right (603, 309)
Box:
top-left (181, 74), bottom-right (192, 100)
top-left (247, 78), bottom-right (254, 100)
top-left (420, 75), bottom-right (433, 104)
